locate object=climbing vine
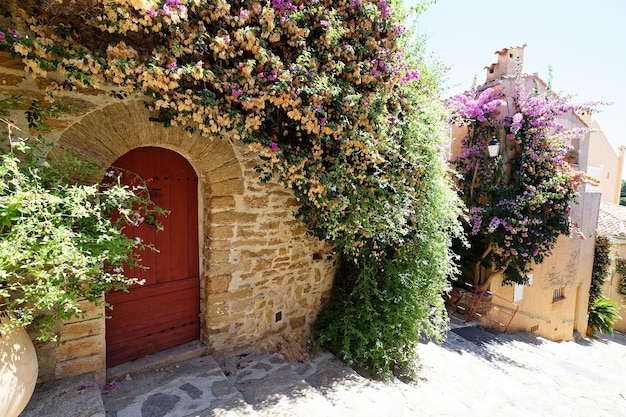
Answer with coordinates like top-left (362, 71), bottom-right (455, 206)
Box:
top-left (590, 232), bottom-right (615, 305)
top-left (615, 256), bottom-right (626, 297)
top-left (1, 0), bottom-right (461, 374)
top-left (449, 76), bottom-right (596, 289)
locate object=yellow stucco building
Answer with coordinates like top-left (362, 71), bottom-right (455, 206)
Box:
top-left (597, 203), bottom-right (626, 332)
top-left (450, 45), bottom-right (601, 341)
top-left (578, 112), bottom-right (625, 204)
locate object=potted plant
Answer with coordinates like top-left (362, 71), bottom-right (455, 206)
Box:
top-left (0, 113), bottom-right (163, 416)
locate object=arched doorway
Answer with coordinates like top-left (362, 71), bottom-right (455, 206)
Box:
top-left (105, 147), bottom-right (200, 367)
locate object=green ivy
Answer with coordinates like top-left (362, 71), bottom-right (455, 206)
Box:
top-left (0, 109), bottom-right (165, 341)
top-left (589, 232), bottom-right (615, 307)
top-left (314, 42), bottom-right (463, 377)
top-left (615, 257), bottom-right (626, 297)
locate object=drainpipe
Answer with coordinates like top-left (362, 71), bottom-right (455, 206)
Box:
top-left (616, 146), bottom-right (626, 204)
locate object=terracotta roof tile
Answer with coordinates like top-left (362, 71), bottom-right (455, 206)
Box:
top-left (598, 202), bottom-right (626, 238)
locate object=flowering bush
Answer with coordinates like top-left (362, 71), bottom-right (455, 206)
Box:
top-left (1, 0), bottom-right (462, 373)
top-left (589, 232), bottom-right (615, 305)
top-left (615, 257), bottom-right (626, 297)
top-left (449, 77), bottom-right (596, 288)
top-left (0, 108), bottom-right (165, 341)
top-left (587, 296), bottom-right (620, 337)
top-left (3, 0), bottom-right (433, 259)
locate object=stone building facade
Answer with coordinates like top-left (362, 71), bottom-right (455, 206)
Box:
top-left (0, 51), bottom-right (336, 385)
top-left (450, 45), bottom-right (601, 341)
top-left (597, 202), bottom-right (626, 333)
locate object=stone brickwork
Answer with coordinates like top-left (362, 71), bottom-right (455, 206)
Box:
top-left (1, 58), bottom-right (336, 385)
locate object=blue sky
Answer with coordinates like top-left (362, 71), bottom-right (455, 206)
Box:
top-left (407, 0), bottom-right (625, 159)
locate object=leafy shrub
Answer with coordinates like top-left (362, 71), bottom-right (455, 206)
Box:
top-left (0, 117), bottom-right (164, 341)
top-left (1, 0), bottom-right (462, 372)
top-left (615, 257), bottom-right (626, 297)
top-left (587, 296), bottom-right (621, 337)
top-left (589, 232), bottom-right (615, 306)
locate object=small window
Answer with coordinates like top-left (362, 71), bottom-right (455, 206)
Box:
top-left (552, 287), bottom-right (565, 303)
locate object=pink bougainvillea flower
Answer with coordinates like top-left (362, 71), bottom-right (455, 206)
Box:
top-left (269, 142), bottom-right (279, 152)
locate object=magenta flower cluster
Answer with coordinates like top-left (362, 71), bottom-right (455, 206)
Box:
top-left (0, 28), bottom-right (18, 43)
top-left (147, 0), bottom-right (186, 18)
top-left (450, 80), bottom-right (592, 284)
top-left (449, 87), bottom-right (505, 124)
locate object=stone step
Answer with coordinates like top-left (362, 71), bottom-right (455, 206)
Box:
top-left (106, 340), bottom-right (206, 383)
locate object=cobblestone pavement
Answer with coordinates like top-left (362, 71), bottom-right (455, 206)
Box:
top-left (21, 326), bottom-right (626, 417)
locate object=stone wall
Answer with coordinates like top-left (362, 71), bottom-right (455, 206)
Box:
top-left (1, 54), bottom-right (336, 385)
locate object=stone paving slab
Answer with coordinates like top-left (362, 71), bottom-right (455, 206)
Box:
top-left (221, 352), bottom-right (339, 416)
top-left (102, 355), bottom-right (257, 417)
top-left (20, 374), bottom-right (105, 417)
top-left (416, 331), bottom-right (626, 417)
top-left (20, 329), bottom-right (626, 417)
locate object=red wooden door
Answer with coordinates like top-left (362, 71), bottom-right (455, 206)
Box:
top-left (105, 147), bottom-right (199, 368)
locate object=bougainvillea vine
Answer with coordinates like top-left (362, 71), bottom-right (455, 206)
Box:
top-left (449, 76), bottom-right (597, 288)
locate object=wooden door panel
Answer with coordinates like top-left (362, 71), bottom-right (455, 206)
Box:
top-left (186, 169), bottom-right (200, 279)
top-left (152, 148), bottom-right (172, 284)
top-left (170, 155), bottom-right (193, 281)
top-left (105, 147), bottom-right (199, 368)
top-left (106, 278), bottom-right (199, 317)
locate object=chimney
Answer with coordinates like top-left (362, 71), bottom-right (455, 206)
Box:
top-left (485, 44), bottom-right (527, 83)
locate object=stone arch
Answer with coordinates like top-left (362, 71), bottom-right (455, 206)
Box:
top-left (56, 100), bottom-right (244, 197)
top-left (53, 99), bottom-right (248, 373)
top-left (47, 98), bottom-right (335, 379)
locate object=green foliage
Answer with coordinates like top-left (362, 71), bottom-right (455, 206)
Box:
top-left (587, 233), bottom-right (620, 337)
top-left (314, 41), bottom-right (463, 376)
top-left (620, 180), bottom-right (626, 206)
top-left (2, 0), bottom-right (463, 373)
top-left (0, 116), bottom-right (165, 341)
top-left (450, 76), bottom-right (595, 288)
top-left (587, 296), bottom-right (621, 337)
top-left (315, 235), bottom-right (452, 377)
top-left (589, 232), bottom-right (615, 308)
top-left (615, 257), bottom-right (626, 297)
